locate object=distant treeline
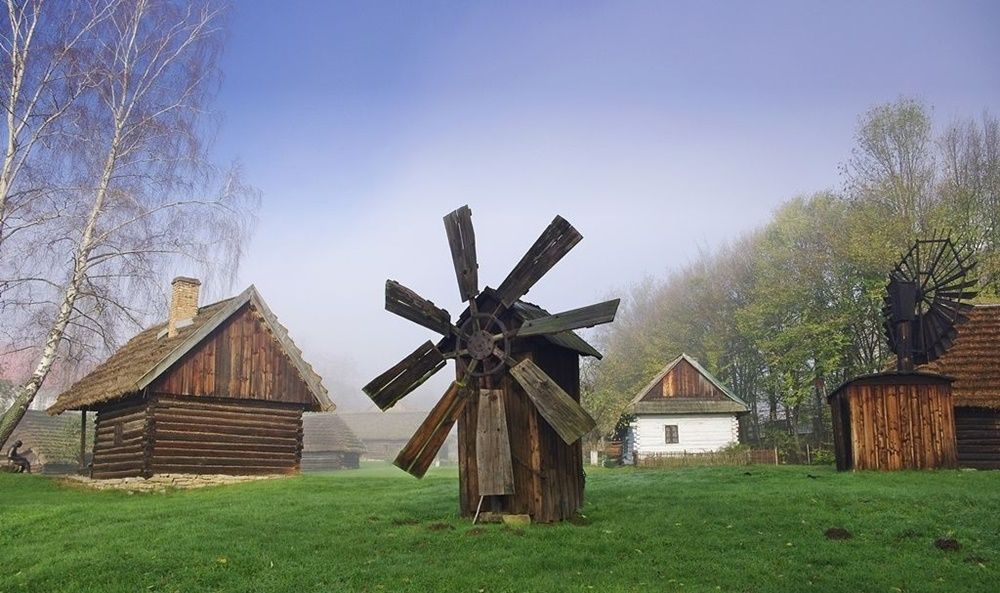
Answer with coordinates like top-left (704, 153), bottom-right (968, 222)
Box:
top-left (584, 98), bottom-right (1000, 444)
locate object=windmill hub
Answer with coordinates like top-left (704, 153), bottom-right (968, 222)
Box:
top-left (467, 331), bottom-right (495, 360)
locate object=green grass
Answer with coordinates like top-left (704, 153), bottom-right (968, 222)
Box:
top-left (1, 464), bottom-right (998, 593)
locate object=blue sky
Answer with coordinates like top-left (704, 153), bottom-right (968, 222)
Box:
top-left (208, 1), bottom-right (1000, 409)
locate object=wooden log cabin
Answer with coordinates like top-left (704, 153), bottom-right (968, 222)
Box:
top-left (828, 372), bottom-right (957, 471)
top-left (918, 304), bottom-right (1000, 469)
top-left (47, 278), bottom-right (332, 478)
top-left (301, 413), bottom-right (365, 471)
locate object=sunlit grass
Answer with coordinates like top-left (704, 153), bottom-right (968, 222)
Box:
top-left (1, 463), bottom-right (997, 592)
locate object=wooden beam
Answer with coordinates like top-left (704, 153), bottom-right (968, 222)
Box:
top-left (394, 382), bottom-right (467, 478)
top-left (496, 216), bottom-right (582, 308)
top-left (385, 280), bottom-right (452, 336)
top-left (443, 205), bottom-right (479, 302)
top-left (79, 411), bottom-right (87, 473)
top-left (509, 358), bottom-right (596, 445)
top-left (476, 389), bottom-right (514, 496)
top-left (516, 299), bottom-right (620, 337)
top-left (363, 341), bottom-right (446, 410)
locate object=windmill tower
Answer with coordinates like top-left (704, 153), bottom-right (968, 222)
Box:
top-left (830, 237), bottom-right (977, 470)
top-left (363, 206), bottom-right (619, 522)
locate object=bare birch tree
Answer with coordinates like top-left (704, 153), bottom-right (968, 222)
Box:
top-left (0, 0), bottom-right (258, 447)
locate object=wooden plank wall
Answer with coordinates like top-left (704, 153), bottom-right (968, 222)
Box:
top-left (152, 304), bottom-right (315, 407)
top-left (845, 381), bottom-right (957, 470)
top-left (954, 407), bottom-right (1000, 469)
top-left (642, 359), bottom-right (728, 401)
top-left (662, 359), bottom-right (727, 399)
top-left (457, 346), bottom-right (584, 523)
top-left (301, 452), bottom-right (360, 471)
top-left (149, 396), bottom-right (303, 475)
top-left (92, 399), bottom-right (151, 479)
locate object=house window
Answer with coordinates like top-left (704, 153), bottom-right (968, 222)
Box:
top-left (664, 425), bottom-right (679, 444)
top-left (114, 422), bottom-right (123, 446)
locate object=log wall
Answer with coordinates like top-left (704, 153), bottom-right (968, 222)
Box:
top-left (830, 374), bottom-right (957, 471)
top-left (301, 452), bottom-right (360, 471)
top-left (457, 345), bottom-right (583, 523)
top-left (92, 399), bottom-right (152, 479)
top-left (955, 407), bottom-right (1000, 469)
top-left (149, 396), bottom-right (303, 475)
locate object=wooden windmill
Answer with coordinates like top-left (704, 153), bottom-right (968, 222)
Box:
top-left (830, 237), bottom-right (977, 471)
top-left (363, 206), bottom-right (619, 522)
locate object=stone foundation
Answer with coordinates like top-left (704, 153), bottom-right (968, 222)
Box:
top-left (64, 473), bottom-right (285, 492)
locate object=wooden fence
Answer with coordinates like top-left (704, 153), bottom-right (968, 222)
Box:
top-left (633, 448), bottom-right (780, 468)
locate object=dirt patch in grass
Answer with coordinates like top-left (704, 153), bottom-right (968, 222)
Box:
top-left (427, 522), bottom-right (454, 531)
top-left (934, 538), bottom-right (961, 551)
top-left (824, 527), bottom-right (853, 540)
top-left (505, 527), bottom-right (526, 537)
top-left (964, 555), bottom-right (987, 565)
top-left (466, 527), bottom-right (487, 536)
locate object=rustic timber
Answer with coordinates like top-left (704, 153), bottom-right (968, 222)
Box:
top-left (443, 205), bottom-right (479, 302)
top-left (475, 388), bottom-right (515, 495)
top-left (51, 281), bottom-right (327, 479)
top-left (829, 373), bottom-right (957, 471)
top-left (394, 382), bottom-right (468, 478)
top-left (509, 358), bottom-right (596, 445)
top-left (363, 341), bottom-right (446, 410)
top-left (366, 207), bottom-right (613, 522)
top-left (516, 299), bottom-right (620, 337)
top-left (385, 280), bottom-right (452, 336)
top-left (495, 216), bottom-right (582, 308)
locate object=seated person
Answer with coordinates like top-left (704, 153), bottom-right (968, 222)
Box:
top-left (7, 440), bottom-right (31, 473)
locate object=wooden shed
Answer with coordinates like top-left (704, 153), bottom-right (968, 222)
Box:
top-left (828, 372), bottom-right (957, 471)
top-left (47, 278), bottom-right (332, 478)
top-left (301, 413), bottom-right (365, 470)
top-left (338, 410), bottom-right (455, 462)
top-left (918, 304), bottom-right (1000, 469)
top-left (5, 410), bottom-right (93, 474)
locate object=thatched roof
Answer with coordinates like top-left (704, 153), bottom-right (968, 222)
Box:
top-left (338, 411), bottom-right (436, 442)
top-left (8, 409), bottom-right (89, 466)
top-left (48, 286), bottom-right (332, 414)
top-left (303, 413), bottom-right (366, 454)
top-left (919, 304), bottom-right (1000, 409)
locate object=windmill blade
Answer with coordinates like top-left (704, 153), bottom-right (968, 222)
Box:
top-left (385, 280), bottom-right (452, 336)
top-left (496, 216), bottom-right (582, 308)
top-left (509, 358), bottom-right (596, 445)
top-left (394, 382), bottom-right (468, 478)
top-left (515, 299), bottom-right (620, 338)
top-left (476, 389), bottom-right (515, 496)
top-left (443, 205), bottom-right (479, 303)
top-left (363, 341), bottom-right (446, 410)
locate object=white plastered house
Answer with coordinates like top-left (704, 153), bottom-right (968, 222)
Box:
top-left (624, 354), bottom-right (748, 462)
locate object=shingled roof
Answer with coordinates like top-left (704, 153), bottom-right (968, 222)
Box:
top-left (918, 304), bottom-right (1000, 409)
top-left (303, 413), bottom-right (366, 454)
top-left (48, 286), bottom-right (332, 414)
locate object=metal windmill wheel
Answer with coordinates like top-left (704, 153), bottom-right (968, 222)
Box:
top-left (363, 205), bottom-right (619, 495)
top-left (883, 236), bottom-right (978, 369)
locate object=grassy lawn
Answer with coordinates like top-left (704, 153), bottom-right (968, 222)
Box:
top-left (1, 463), bottom-right (998, 593)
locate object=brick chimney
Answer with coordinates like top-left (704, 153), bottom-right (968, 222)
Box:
top-left (168, 277), bottom-right (201, 337)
